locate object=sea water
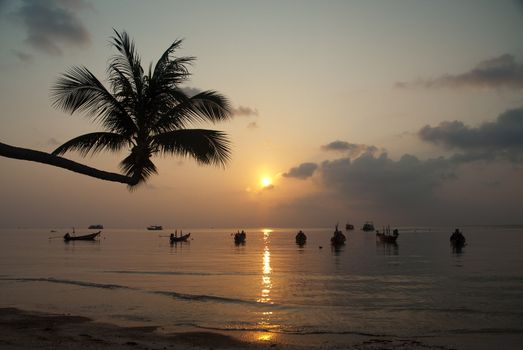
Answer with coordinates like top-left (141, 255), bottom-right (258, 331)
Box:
top-left (0, 226), bottom-right (522, 349)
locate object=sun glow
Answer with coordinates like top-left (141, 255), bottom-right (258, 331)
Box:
top-left (261, 177), bottom-right (272, 188)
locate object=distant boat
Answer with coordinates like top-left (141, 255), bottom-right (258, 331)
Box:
top-left (170, 232), bottom-right (191, 243)
top-left (147, 225), bottom-right (163, 231)
top-left (88, 224), bottom-right (104, 229)
top-left (331, 224), bottom-right (346, 246)
top-left (234, 230), bottom-right (246, 244)
top-left (63, 231), bottom-right (101, 242)
top-left (345, 222), bottom-right (354, 230)
top-left (295, 230), bottom-right (307, 245)
top-left (362, 221), bottom-right (375, 232)
top-left (376, 226), bottom-right (399, 243)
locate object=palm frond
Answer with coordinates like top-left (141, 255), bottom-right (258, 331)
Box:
top-left (52, 132), bottom-right (129, 157)
top-left (51, 66), bottom-right (137, 135)
top-left (153, 129), bottom-right (231, 167)
top-left (153, 90), bottom-right (232, 132)
top-left (109, 29), bottom-right (144, 98)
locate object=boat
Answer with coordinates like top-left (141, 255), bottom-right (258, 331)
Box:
top-left (170, 232), bottom-right (191, 243)
top-left (63, 231), bottom-right (101, 242)
top-left (450, 228), bottom-right (466, 248)
top-left (88, 224), bottom-right (104, 229)
top-left (362, 221), bottom-right (375, 232)
top-left (376, 226), bottom-right (399, 243)
top-left (234, 230), bottom-right (246, 244)
top-left (345, 222), bottom-right (354, 230)
top-left (331, 224), bottom-right (346, 245)
top-left (295, 230), bottom-right (307, 245)
top-left (147, 225), bottom-right (163, 231)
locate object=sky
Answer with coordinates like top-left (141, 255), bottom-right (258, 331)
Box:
top-left (0, 0), bottom-right (522, 228)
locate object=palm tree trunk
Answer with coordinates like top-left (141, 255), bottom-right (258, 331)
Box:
top-left (0, 141), bottom-right (137, 186)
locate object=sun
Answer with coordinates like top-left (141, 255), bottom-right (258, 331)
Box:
top-left (261, 176), bottom-right (272, 188)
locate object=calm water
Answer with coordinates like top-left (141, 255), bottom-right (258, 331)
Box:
top-left (1, 227), bottom-right (522, 348)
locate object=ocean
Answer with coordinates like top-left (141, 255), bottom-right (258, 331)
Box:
top-left (1, 226), bottom-right (522, 349)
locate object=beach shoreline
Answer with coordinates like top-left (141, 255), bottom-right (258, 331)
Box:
top-left (0, 307), bottom-right (485, 350)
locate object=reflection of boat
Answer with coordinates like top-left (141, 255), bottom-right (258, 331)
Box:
top-left (331, 224), bottom-right (346, 245)
top-left (450, 228), bottom-right (466, 248)
top-left (376, 226), bottom-right (399, 243)
top-left (362, 221), bottom-right (375, 231)
top-left (295, 230), bottom-right (307, 245)
top-left (147, 225), bottom-right (163, 231)
top-left (88, 224), bottom-right (104, 229)
top-left (63, 231), bottom-right (101, 242)
top-left (234, 230), bottom-right (246, 244)
top-left (170, 232), bottom-right (191, 243)
top-left (345, 222), bottom-right (354, 230)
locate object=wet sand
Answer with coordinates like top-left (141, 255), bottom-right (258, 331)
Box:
top-left (0, 307), bottom-right (465, 350)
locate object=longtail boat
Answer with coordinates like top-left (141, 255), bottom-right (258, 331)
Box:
top-left (63, 231), bottom-right (101, 242)
top-left (170, 232), bottom-right (191, 243)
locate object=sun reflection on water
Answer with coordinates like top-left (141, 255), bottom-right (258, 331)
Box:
top-left (256, 229), bottom-right (279, 340)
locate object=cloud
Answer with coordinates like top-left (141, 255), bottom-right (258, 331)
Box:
top-left (11, 49), bottom-right (33, 63)
top-left (322, 140), bottom-right (378, 157)
top-left (14, 0), bottom-right (91, 55)
top-left (282, 162), bottom-right (318, 179)
top-left (419, 108), bottom-right (523, 162)
top-left (232, 105), bottom-right (259, 117)
top-left (396, 54), bottom-right (523, 90)
top-left (247, 121), bottom-right (258, 129)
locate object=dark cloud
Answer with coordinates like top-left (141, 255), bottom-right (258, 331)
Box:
top-left (282, 162), bottom-right (318, 179)
top-left (232, 105), bottom-right (259, 117)
top-left (14, 0), bottom-right (91, 55)
top-left (419, 108), bottom-right (523, 162)
top-left (396, 54), bottom-right (523, 90)
top-left (319, 153), bottom-right (455, 206)
top-left (322, 140), bottom-right (378, 157)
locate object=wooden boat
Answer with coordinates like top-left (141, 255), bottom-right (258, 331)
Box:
top-left (234, 231), bottom-right (246, 244)
top-left (345, 222), bottom-right (354, 230)
top-left (376, 227), bottom-right (399, 243)
top-left (295, 230), bottom-right (307, 245)
top-left (331, 224), bottom-right (346, 245)
top-left (147, 225), bottom-right (163, 231)
top-left (450, 229), bottom-right (466, 247)
top-left (362, 221), bottom-right (375, 232)
top-left (170, 232), bottom-right (191, 243)
top-left (63, 231), bottom-right (101, 242)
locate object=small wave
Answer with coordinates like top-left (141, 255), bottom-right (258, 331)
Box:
top-left (446, 328), bottom-right (523, 335)
top-left (153, 290), bottom-right (278, 308)
top-left (0, 277), bottom-right (132, 290)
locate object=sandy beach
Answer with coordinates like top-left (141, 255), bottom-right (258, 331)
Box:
top-left (0, 307), bottom-right (474, 350)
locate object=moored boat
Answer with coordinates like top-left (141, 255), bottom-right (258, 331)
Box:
top-left (234, 230), bottom-right (246, 244)
top-left (376, 227), bottom-right (399, 243)
top-left (295, 230), bottom-right (307, 245)
top-left (362, 221), bottom-right (375, 231)
top-left (63, 231), bottom-right (101, 242)
top-left (88, 224), bottom-right (104, 229)
top-left (170, 232), bottom-right (191, 243)
top-left (147, 225), bottom-right (163, 231)
top-left (345, 222), bottom-right (354, 230)
top-left (331, 224), bottom-right (346, 245)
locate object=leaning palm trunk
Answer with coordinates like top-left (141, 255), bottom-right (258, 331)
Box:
top-left (0, 30), bottom-right (232, 188)
top-left (0, 142), bottom-right (136, 185)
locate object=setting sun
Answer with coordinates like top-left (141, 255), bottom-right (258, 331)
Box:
top-left (261, 177), bottom-right (272, 188)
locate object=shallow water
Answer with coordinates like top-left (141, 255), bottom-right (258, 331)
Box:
top-left (1, 226), bottom-right (522, 348)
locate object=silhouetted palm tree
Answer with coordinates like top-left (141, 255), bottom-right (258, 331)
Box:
top-left (50, 29), bottom-right (232, 186)
top-left (0, 30), bottom-right (232, 187)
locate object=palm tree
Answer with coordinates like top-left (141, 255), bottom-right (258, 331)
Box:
top-left (0, 30), bottom-right (232, 188)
